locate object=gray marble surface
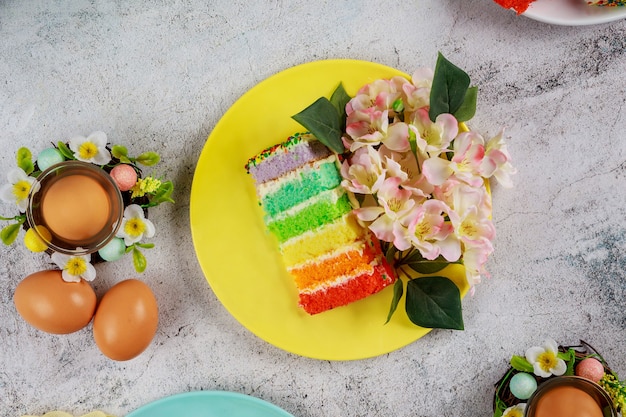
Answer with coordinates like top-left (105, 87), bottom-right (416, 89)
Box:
top-left (1, 1), bottom-right (625, 416)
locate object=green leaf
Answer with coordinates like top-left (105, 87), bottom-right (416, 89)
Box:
top-left (408, 126), bottom-right (418, 158)
top-left (385, 243), bottom-right (397, 267)
top-left (402, 251), bottom-right (452, 274)
top-left (406, 257), bottom-right (451, 274)
top-left (132, 246), bottom-right (147, 273)
top-left (56, 142), bottom-right (75, 160)
top-left (392, 98), bottom-right (404, 113)
top-left (385, 278), bottom-right (404, 324)
top-left (16, 147), bottom-right (34, 174)
top-left (561, 348), bottom-right (576, 376)
top-left (329, 83), bottom-right (351, 131)
top-left (292, 97), bottom-right (344, 154)
top-left (429, 52), bottom-right (471, 122)
top-left (510, 355), bottom-right (534, 373)
top-left (150, 180), bottom-right (175, 205)
top-left (136, 151), bottom-right (160, 166)
top-left (453, 86), bottom-right (477, 122)
top-left (111, 145), bottom-right (128, 160)
top-left (405, 276), bottom-right (464, 330)
top-left (135, 242), bottom-right (155, 249)
top-left (1, 223), bottom-right (22, 245)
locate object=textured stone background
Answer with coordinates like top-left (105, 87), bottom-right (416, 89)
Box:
top-left (1, 1), bottom-right (625, 416)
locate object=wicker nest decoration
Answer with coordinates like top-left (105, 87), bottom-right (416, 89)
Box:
top-left (493, 340), bottom-right (625, 417)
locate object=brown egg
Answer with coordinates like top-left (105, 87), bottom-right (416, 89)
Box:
top-left (535, 386), bottom-right (603, 417)
top-left (93, 279), bottom-right (159, 361)
top-left (13, 270), bottom-right (96, 334)
top-left (41, 174), bottom-right (111, 242)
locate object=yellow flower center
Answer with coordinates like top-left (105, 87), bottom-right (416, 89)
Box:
top-left (423, 125), bottom-right (442, 146)
top-left (505, 408), bottom-right (524, 417)
top-left (387, 197), bottom-right (403, 212)
top-left (66, 257), bottom-right (87, 276)
top-left (537, 351), bottom-right (558, 372)
top-left (78, 142), bottom-right (98, 160)
top-left (125, 218), bottom-right (146, 237)
top-left (459, 220), bottom-right (478, 238)
top-left (12, 180), bottom-right (31, 200)
top-left (414, 222), bottom-right (432, 241)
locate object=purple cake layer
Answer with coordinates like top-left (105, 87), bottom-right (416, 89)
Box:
top-left (245, 133), bottom-right (332, 184)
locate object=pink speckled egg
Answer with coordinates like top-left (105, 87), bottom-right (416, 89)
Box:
top-left (575, 358), bottom-right (605, 382)
top-left (110, 164), bottom-right (137, 192)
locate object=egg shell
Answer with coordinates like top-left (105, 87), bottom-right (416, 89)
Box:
top-left (109, 164), bottom-right (137, 192)
top-left (510, 372), bottom-right (538, 400)
top-left (93, 279), bottom-right (158, 361)
top-left (98, 237), bottom-right (126, 262)
top-left (575, 358), bottom-right (605, 383)
top-left (535, 386), bottom-right (603, 417)
top-left (13, 270), bottom-right (96, 334)
top-left (37, 148), bottom-right (64, 171)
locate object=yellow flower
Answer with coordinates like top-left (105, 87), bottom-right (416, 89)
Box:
top-left (130, 176), bottom-right (162, 198)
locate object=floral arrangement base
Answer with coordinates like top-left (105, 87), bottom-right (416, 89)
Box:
top-left (494, 339), bottom-right (625, 417)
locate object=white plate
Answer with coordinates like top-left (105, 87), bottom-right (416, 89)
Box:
top-left (523, 0), bottom-right (626, 25)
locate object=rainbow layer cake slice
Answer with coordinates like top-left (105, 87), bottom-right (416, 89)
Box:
top-left (245, 132), bottom-right (396, 315)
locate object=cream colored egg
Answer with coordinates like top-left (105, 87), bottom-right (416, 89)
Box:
top-left (93, 279), bottom-right (159, 361)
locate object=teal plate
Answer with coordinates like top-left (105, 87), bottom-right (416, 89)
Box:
top-left (126, 391), bottom-right (294, 417)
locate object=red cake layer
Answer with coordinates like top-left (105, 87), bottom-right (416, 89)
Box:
top-left (298, 262), bottom-right (396, 315)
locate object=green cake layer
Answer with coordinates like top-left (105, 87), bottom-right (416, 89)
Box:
top-left (266, 190), bottom-right (352, 243)
top-left (259, 160), bottom-right (341, 217)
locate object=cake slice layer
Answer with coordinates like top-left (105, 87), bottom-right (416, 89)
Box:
top-left (245, 133), bottom-right (332, 184)
top-left (267, 191), bottom-right (352, 243)
top-left (279, 214), bottom-right (365, 267)
top-left (260, 160), bottom-right (341, 217)
top-left (288, 241), bottom-right (376, 291)
top-left (298, 263), bottom-right (396, 315)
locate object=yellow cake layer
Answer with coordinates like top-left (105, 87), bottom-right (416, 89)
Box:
top-left (279, 213), bottom-right (366, 267)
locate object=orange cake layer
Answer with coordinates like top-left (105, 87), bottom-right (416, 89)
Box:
top-left (288, 242), bottom-right (377, 291)
top-left (298, 263), bottom-right (396, 315)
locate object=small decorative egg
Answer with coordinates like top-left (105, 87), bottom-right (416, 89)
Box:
top-left (98, 237), bottom-right (126, 262)
top-left (510, 372), bottom-right (538, 400)
top-left (576, 358), bottom-right (605, 383)
top-left (23, 225), bottom-right (52, 253)
top-left (13, 270), bottom-right (96, 334)
top-left (37, 147), bottom-right (64, 171)
top-left (93, 279), bottom-right (158, 361)
top-left (109, 164), bottom-right (137, 192)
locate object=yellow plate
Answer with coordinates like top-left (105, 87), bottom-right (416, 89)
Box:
top-left (190, 59), bottom-right (469, 360)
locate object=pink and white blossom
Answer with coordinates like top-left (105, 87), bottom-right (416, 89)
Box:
top-left (340, 146), bottom-right (386, 195)
top-left (345, 108), bottom-right (389, 151)
top-left (399, 199), bottom-right (461, 261)
top-left (422, 131), bottom-right (487, 187)
top-left (354, 177), bottom-right (414, 245)
top-left (410, 108), bottom-right (458, 156)
top-left (402, 68), bottom-right (433, 112)
top-left (481, 129), bottom-right (516, 188)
